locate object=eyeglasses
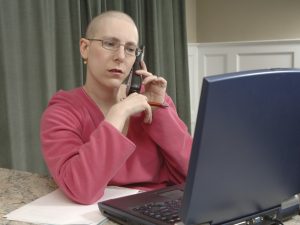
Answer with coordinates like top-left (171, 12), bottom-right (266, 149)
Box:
top-left (87, 38), bottom-right (142, 56)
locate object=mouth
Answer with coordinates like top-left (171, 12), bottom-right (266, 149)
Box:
top-left (108, 68), bottom-right (124, 75)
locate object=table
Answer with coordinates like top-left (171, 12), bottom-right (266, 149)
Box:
top-left (0, 168), bottom-right (117, 225)
top-left (1, 167), bottom-right (299, 225)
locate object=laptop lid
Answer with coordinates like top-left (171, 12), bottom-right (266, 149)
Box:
top-left (181, 68), bottom-right (300, 224)
top-left (99, 68), bottom-right (300, 225)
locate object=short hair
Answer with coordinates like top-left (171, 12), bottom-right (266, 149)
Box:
top-left (85, 11), bottom-right (137, 38)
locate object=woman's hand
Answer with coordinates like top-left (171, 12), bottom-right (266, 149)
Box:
top-left (135, 61), bottom-right (167, 105)
top-left (105, 61), bottom-right (167, 132)
top-left (105, 92), bottom-right (152, 132)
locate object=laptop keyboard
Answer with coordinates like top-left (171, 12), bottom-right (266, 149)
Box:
top-left (132, 199), bottom-right (182, 224)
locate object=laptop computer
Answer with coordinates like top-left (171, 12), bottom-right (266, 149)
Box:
top-left (98, 68), bottom-right (300, 225)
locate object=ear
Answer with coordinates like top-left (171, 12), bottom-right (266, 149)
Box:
top-left (80, 38), bottom-right (89, 59)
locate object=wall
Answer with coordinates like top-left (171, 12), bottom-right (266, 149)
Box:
top-left (185, 0), bottom-right (300, 134)
top-left (185, 0), bottom-right (300, 43)
top-left (185, 0), bottom-right (197, 42)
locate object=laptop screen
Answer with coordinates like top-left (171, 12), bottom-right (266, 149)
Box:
top-left (181, 68), bottom-right (300, 225)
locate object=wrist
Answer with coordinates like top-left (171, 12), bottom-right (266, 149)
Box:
top-left (105, 105), bottom-right (128, 132)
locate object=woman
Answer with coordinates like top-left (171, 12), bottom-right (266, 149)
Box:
top-left (40, 11), bottom-right (192, 204)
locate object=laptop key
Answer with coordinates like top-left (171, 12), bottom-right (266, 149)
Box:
top-left (132, 198), bottom-right (182, 223)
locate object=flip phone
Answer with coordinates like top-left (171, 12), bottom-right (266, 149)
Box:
top-left (126, 46), bottom-right (145, 96)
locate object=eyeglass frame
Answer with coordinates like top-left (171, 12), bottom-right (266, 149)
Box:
top-left (86, 38), bottom-right (142, 57)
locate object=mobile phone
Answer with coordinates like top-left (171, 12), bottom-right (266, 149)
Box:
top-left (126, 46), bottom-right (145, 96)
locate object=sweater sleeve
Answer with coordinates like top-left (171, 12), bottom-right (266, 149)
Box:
top-left (142, 95), bottom-right (193, 184)
top-left (40, 99), bottom-right (136, 204)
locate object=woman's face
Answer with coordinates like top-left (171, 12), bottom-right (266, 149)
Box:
top-left (82, 17), bottom-right (139, 91)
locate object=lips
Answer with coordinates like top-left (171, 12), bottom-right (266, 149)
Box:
top-left (108, 68), bottom-right (123, 74)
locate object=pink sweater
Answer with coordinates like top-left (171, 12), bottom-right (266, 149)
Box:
top-left (40, 87), bottom-right (192, 204)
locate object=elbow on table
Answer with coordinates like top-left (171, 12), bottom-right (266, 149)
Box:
top-left (53, 168), bottom-right (106, 204)
top-left (63, 187), bottom-right (105, 205)
top-left (55, 177), bottom-right (105, 204)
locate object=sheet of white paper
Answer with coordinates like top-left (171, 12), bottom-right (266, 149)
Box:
top-left (4, 186), bottom-right (140, 225)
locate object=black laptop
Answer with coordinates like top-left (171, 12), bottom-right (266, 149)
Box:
top-left (98, 68), bottom-right (300, 225)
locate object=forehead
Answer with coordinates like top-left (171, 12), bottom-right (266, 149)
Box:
top-left (95, 17), bottom-right (139, 44)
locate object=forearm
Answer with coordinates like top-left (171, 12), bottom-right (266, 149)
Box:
top-left (142, 98), bottom-right (193, 183)
top-left (41, 119), bottom-right (135, 204)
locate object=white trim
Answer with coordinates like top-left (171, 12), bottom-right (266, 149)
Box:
top-left (188, 39), bottom-right (300, 135)
top-left (188, 39), bottom-right (300, 47)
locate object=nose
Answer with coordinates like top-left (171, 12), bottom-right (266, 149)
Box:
top-left (114, 46), bottom-right (126, 61)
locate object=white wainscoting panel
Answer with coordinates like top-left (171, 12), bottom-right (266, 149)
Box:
top-left (188, 39), bottom-right (300, 135)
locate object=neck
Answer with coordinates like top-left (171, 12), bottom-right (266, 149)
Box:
top-left (83, 82), bottom-right (127, 112)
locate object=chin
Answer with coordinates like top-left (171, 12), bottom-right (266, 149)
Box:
top-left (108, 79), bottom-right (124, 89)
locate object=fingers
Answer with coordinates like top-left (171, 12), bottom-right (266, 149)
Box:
top-left (135, 69), bottom-right (165, 84)
top-left (135, 62), bottom-right (167, 88)
top-left (140, 60), bottom-right (147, 71)
top-left (143, 103), bottom-right (152, 124)
top-left (143, 75), bottom-right (167, 88)
top-left (121, 93), bottom-right (152, 124)
top-left (138, 94), bottom-right (152, 124)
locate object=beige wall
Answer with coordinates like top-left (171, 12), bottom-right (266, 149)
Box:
top-left (185, 0), bottom-right (300, 43)
top-left (185, 0), bottom-right (198, 42)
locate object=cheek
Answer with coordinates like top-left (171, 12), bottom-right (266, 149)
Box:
top-left (125, 59), bottom-right (136, 74)
top-left (124, 67), bottom-right (132, 77)
top-left (89, 48), bottom-right (104, 63)
top-left (88, 50), bottom-right (107, 72)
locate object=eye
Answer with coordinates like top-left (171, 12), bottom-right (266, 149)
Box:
top-left (103, 39), bottom-right (118, 49)
top-left (125, 45), bottom-right (137, 54)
